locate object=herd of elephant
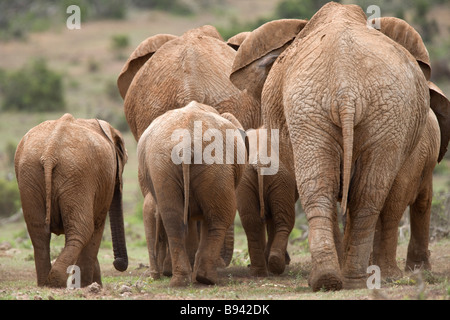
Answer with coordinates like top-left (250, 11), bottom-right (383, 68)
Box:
top-left (13, 2), bottom-right (450, 292)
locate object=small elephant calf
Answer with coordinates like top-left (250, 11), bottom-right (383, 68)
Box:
top-left (236, 127), bottom-right (298, 276)
top-left (15, 113), bottom-right (128, 287)
top-left (138, 101), bottom-right (246, 287)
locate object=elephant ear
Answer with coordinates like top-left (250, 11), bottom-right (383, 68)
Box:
top-left (96, 120), bottom-right (128, 184)
top-left (230, 19), bottom-right (308, 98)
top-left (220, 112), bottom-right (248, 164)
top-left (370, 17), bottom-right (431, 80)
top-left (117, 34), bottom-right (177, 99)
top-left (227, 31), bottom-right (251, 50)
top-left (428, 82), bottom-right (450, 162)
top-left (220, 112), bottom-right (244, 130)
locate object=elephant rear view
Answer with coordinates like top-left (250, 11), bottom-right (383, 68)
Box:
top-left (236, 127), bottom-right (298, 277)
top-left (138, 101), bottom-right (246, 287)
top-left (14, 113), bottom-right (128, 288)
top-left (230, 3), bottom-right (450, 291)
top-left (117, 25), bottom-right (261, 141)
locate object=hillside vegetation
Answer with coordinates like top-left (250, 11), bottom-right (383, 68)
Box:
top-left (0, 0), bottom-right (449, 301)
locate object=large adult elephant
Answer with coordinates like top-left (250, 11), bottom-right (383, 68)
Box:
top-left (230, 3), bottom-right (450, 291)
top-left (14, 114), bottom-right (128, 288)
top-left (117, 25), bottom-right (261, 141)
top-left (118, 25), bottom-right (260, 269)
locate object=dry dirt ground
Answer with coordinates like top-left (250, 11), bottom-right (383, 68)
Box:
top-left (0, 222), bottom-right (449, 301)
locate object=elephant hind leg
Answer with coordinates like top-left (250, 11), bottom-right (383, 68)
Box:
top-left (267, 192), bottom-right (296, 275)
top-left (342, 146), bottom-right (406, 289)
top-left (195, 222), bottom-right (226, 285)
top-left (76, 223), bottom-right (105, 287)
top-left (142, 193), bottom-right (162, 279)
top-left (23, 199), bottom-right (52, 286)
top-left (406, 179), bottom-right (433, 272)
top-left (158, 196), bottom-right (192, 287)
top-left (308, 213), bottom-right (343, 292)
top-left (46, 202), bottom-right (95, 288)
top-left (373, 203), bottom-right (404, 280)
top-left (292, 138), bottom-right (343, 291)
top-left (46, 241), bottom-right (85, 288)
top-left (195, 199), bottom-right (236, 285)
top-left (237, 188), bottom-right (268, 277)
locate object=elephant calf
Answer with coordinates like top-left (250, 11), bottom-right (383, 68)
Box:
top-left (236, 127), bottom-right (298, 276)
top-left (15, 113), bottom-right (128, 288)
top-left (138, 101), bottom-right (246, 287)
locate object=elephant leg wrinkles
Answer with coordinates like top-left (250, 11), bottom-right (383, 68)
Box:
top-left (406, 183), bottom-right (433, 272)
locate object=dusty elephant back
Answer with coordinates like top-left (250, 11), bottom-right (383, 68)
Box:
top-left (139, 102), bottom-right (245, 161)
top-left (279, 9), bottom-right (429, 150)
top-left (15, 116), bottom-right (117, 213)
top-left (124, 32), bottom-right (241, 141)
top-left (138, 102), bottom-right (247, 189)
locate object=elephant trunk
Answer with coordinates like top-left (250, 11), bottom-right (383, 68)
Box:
top-left (109, 183), bottom-right (128, 272)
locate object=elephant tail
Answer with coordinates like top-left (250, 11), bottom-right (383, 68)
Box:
top-left (257, 164), bottom-right (265, 221)
top-left (41, 156), bottom-right (57, 234)
top-left (339, 107), bottom-right (355, 217)
top-left (182, 162), bottom-right (190, 226)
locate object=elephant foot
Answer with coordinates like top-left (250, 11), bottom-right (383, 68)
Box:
top-left (196, 268), bottom-right (218, 285)
top-left (268, 252), bottom-right (286, 275)
top-left (249, 266), bottom-right (268, 277)
top-left (309, 268), bottom-right (343, 292)
top-left (149, 271), bottom-right (161, 280)
top-left (216, 257), bottom-right (226, 268)
top-left (380, 264), bottom-right (403, 281)
top-left (45, 269), bottom-right (67, 288)
top-left (343, 276), bottom-right (367, 290)
top-left (169, 274), bottom-right (191, 287)
top-left (162, 269), bottom-right (172, 277)
top-left (405, 250), bottom-right (431, 272)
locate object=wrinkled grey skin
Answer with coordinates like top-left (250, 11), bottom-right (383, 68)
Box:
top-left (138, 101), bottom-right (246, 287)
top-left (236, 127), bottom-right (298, 277)
top-left (372, 109), bottom-right (440, 279)
top-left (15, 113), bottom-right (128, 288)
top-left (230, 3), bottom-right (443, 291)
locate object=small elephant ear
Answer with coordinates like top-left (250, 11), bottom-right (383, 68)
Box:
top-left (97, 119), bottom-right (114, 144)
top-left (96, 120), bottom-right (128, 179)
top-left (220, 112), bottom-right (248, 162)
top-left (117, 34), bottom-right (177, 99)
top-left (227, 31), bottom-right (251, 50)
top-left (220, 112), bottom-right (244, 130)
top-left (428, 81), bottom-right (450, 162)
top-left (230, 19), bottom-right (308, 91)
top-left (370, 17), bottom-right (431, 80)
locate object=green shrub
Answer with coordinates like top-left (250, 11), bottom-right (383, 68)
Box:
top-left (1, 59), bottom-right (65, 112)
top-left (132, 0), bottom-right (193, 15)
top-left (111, 34), bottom-right (130, 50)
top-left (275, 0), bottom-right (316, 19)
top-left (0, 178), bottom-right (21, 218)
top-left (61, 0), bottom-right (126, 20)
